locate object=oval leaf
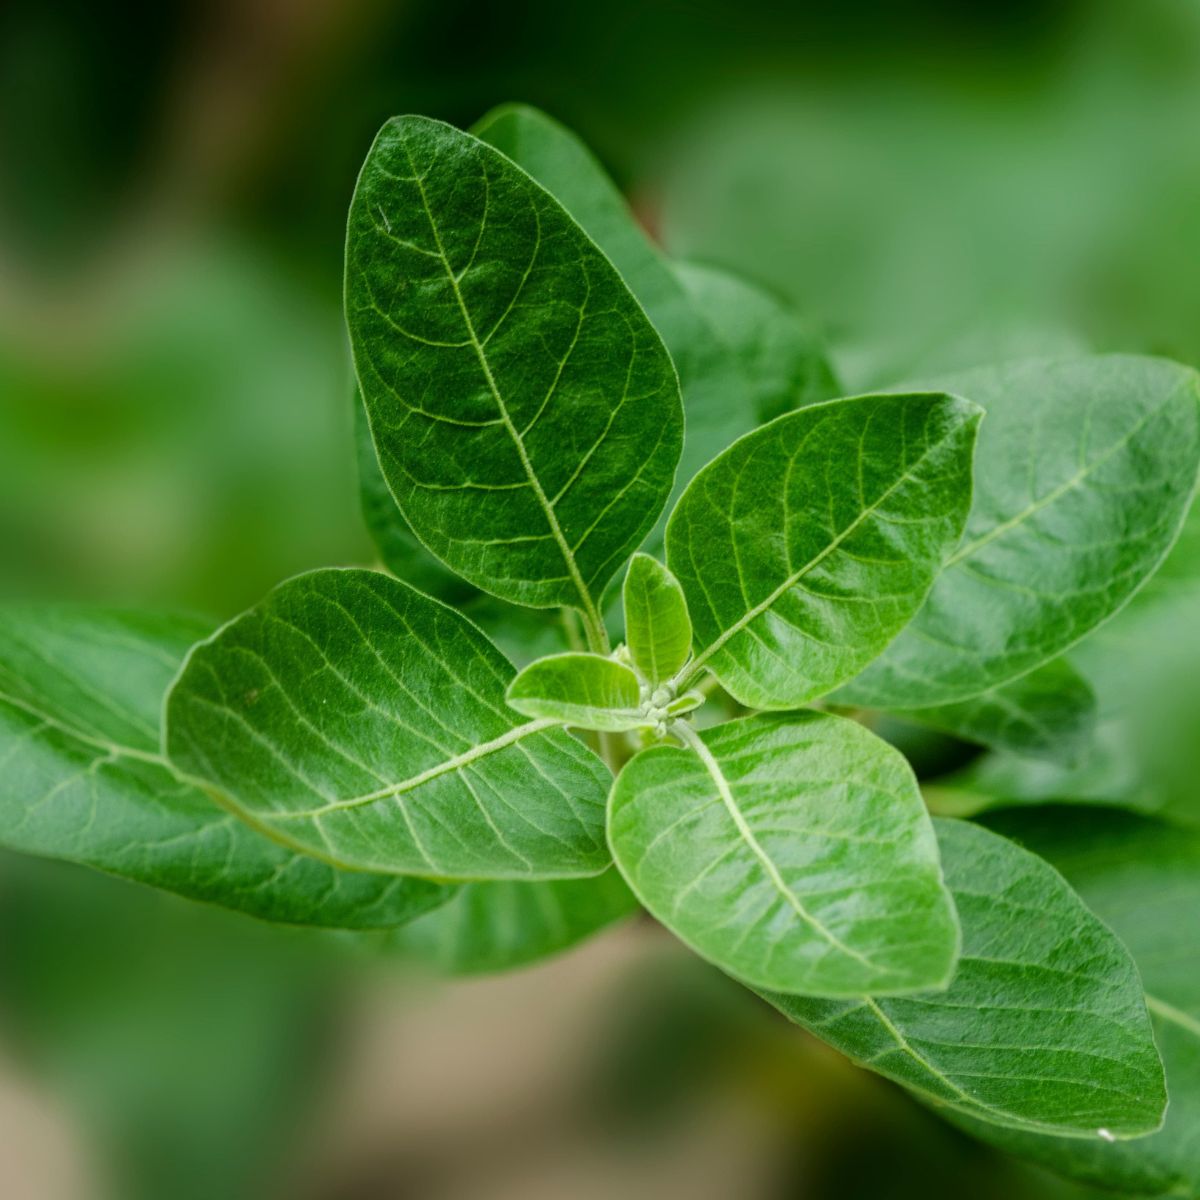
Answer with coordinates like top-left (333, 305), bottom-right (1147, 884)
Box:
top-left (507, 651), bottom-right (644, 732)
top-left (665, 392), bottom-right (981, 708)
top-left (622, 553), bottom-right (692, 686)
top-left (840, 356), bottom-right (1200, 708)
top-left (0, 607), bottom-right (452, 928)
top-left (608, 712), bottom-right (960, 996)
top-left (165, 569), bottom-right (611, 881)
top-left (764, 818), bottom-right (1166, 1140)
top-left (346, 114), bottom-right (683, 619)
top-left (383, 870), bottom-right (638, 975)
top-left (975, 808), bottom-right (1200, 1195)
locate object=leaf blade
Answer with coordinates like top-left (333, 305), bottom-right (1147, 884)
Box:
top-left (608, 712), bottom-right (959, 996)
top-left (165, 569), bottom-right (612, 881)
top-left (347, 114), bottom-right (683, 616)
top-left (666, 392), bottom-right (981, 708)
top-left (840, 356), bottom-right (1200, 707)
top-left (382, 869), bottom-right (638, 974)
top-left (764, 818), bottom-right (1166, 1139)
top-left (622, 553), bottom-right (692, 686)
top-left (0, 607), bottom-right (452, 928)
top-left (506, 651), bottom-right (645, 732)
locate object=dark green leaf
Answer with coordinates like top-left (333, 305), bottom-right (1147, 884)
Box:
top-left (674, 259), bottom-right (840, 422)
top-left (609, 712), bottom-right (959, 996)
top-left (354, 388), bottom-right (475, 602)
top-left (765, 818), bottom-right (1166, 1139)
top-left (383, 869), bottom-right (638, 974)
top-left (622, 552), bottom-right (692, 686)
top-left (346, 115), bottom-right (683, 622)
top-left (974, 808), bottom-right (1200, 1196)
top-left (0, 607), bottom-right (452, 927)
top-left (840, 356), bottom-right (1200, 707)
top-left (890, 657), bottom-right (1097, 765)
top-left (666, 392), bottom-right (981, 709)
top-left (165, 569), bottom-right (611, 880)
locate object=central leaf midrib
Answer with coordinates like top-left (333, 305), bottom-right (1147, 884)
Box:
top-left (403, 137), bottom-right (603, 633)
top-left (268, 717), bottom-right (558, 820)
top-left (675, 723), bottom-right (879, 973)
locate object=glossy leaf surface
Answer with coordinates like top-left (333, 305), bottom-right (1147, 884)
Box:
top-left (166, 569), bottom-right (611, 880)
top-left (974, 808), bottom-right (1200, 1196)
top-left (666, 392), bottom-right (981, 708)
top-left (841, 356), bottom-right (1200, 707)
top-left (609, 712), bottom-right (959, 996)
top-left (766, 818), bottom-right (1166, 1139)
top-left (384, 869), bottom-right (638, 974)
top-left (346, 115), bottom-right (683, 619)
top-left (506, 651), bottom-right (645, 732)
top-left (0, 607), bottom-right (452, 927)
top-left (622, 553), bottom-right (692, 686)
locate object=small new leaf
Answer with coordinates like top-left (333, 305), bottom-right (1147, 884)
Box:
top-left (165, 569), bottom-right (611, 881)
top-left (765, 818), bottom-right (1166, 1140)
top-left (507, 651), bottom-right (645, 732)
top-left (623, 553), bottom-right (692, 686)
top-left (608, 712), bottom-right (960, 996)
top-left (666, 392), bottom-right (981, 708)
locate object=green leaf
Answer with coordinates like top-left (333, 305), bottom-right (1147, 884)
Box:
top-left (889, 657), bottom-right (1097, 765)
top-left (622, 552), bottom-right (692, 686)
top-left (473, 104), bottom-right (837, 536)
top-left (165, 569), bottom-right (611, 881)
top-left (764, 818), bottom-right (1166, 1140)
top-left (674, 260), bottom-right (840, 422)
top-left (608, 712), bottom-right (959, 996)
top-left (839, 356), bottom-right (1200, 708)
top-left (346, 114), bottom-right (683, 623)
top-left (382, 869), bottom-right (638, 974)
top-left (506, 651), bottom-right (645, 732)
top-left (354, 388), bottom-right (475, 603)
top-left (974, 808), bottom-right (1200, 1196)
top-left (665, 392), bottom-right (981, 709)
top-left (0, 607), bottom-right (452, 928)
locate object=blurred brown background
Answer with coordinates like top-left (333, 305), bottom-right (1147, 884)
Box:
top-left (3, 1), bottom-right (1198, 1196)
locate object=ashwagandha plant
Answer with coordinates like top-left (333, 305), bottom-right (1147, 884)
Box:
top-left (4, 105), bottom-right (1200, 1193)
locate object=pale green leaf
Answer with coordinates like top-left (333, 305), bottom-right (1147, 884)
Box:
top-left (674, 259), bottom-right (840, 422)
top-left (474, 104), bottom-right (838, 537)
top-left (665, 392), bottom-right (981, 709)
top-left (840, 356), bottom-right (1200, 708)
top-left (346, 114), bottom-right (683, 623)
top-left (0, 607), bottom-right (452, 927)
top-left (165, 569), bottom-right (611, 881)
top-left (973, 808), bottom-right (1200, 1196)
top-left (622, 552), bottom-right (692, 686)
top-left (382, 869), bottom-right (638, 975)
top-left (608, 712), bottom-right (959, 996)
top-left (890, 657), bottom-right (1097, 765)
top-left (765, 818), bottom-right (1166, 1140)
top-left (506, 651), bottom-right (645, 732)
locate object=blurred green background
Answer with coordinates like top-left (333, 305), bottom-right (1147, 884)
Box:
top-left (2, 1), bottom-right (1198, 1196)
